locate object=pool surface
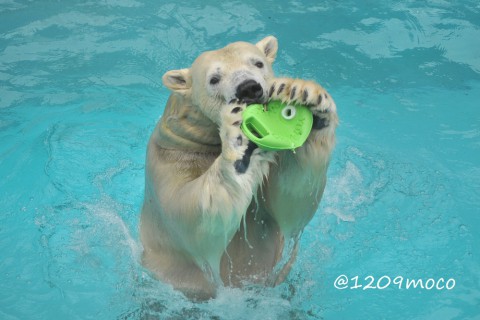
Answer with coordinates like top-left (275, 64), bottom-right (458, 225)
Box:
top-left (1, 0), bottom-right (479, 319)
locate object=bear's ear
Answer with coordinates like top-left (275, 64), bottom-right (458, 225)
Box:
top-left (256, 36), bottom-right (278, 64)
top-left (162, 68), bottom-right (192, 93)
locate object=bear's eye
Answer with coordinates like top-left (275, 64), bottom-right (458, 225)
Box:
top-left (209, 76), bottom-right (221, 85)
top-left (255, 61), bottom-right (264, 68)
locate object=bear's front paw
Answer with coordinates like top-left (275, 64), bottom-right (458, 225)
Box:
top-left (220, 100), bottom-right (260, 174)
top-left (268, 78), bottom-right (337, 130)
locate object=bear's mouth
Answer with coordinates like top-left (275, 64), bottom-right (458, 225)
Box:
top-left (229, 96), bottom-right (267, 105)
top-left (237, 96), bottom-right (266, 105)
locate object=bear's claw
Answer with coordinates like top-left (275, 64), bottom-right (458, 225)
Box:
top-left (220, 101), bottom-right (263, 174)
top-left (268, 78), bottom-right (336, 130)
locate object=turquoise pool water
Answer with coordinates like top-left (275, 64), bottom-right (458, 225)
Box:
top-left (1, 1), bottom-right (479, 319)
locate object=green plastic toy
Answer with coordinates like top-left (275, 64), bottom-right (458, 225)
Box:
top-left (241, 100), bottom-right (313, 151)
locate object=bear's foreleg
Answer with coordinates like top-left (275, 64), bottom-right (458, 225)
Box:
top-left (259, 78), bottom-right (338, 238)
top-left (142, 100), bottom-right (273, 299)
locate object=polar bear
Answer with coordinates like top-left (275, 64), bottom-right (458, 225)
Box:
top-left (140, 36), bottom-right (338, 300)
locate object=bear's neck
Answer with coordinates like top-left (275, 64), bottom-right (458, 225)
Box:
top-left (155, 93), bottom-right (222, 153)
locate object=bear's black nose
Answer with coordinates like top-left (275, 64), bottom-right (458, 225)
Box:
top-left (236, 80), bottom-right (263, 104)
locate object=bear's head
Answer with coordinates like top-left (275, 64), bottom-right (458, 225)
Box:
top-left (162, 36), bottom-right (278, 124)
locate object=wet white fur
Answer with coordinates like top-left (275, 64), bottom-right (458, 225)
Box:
top-left (140, 36), bottom-right (338, 300)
